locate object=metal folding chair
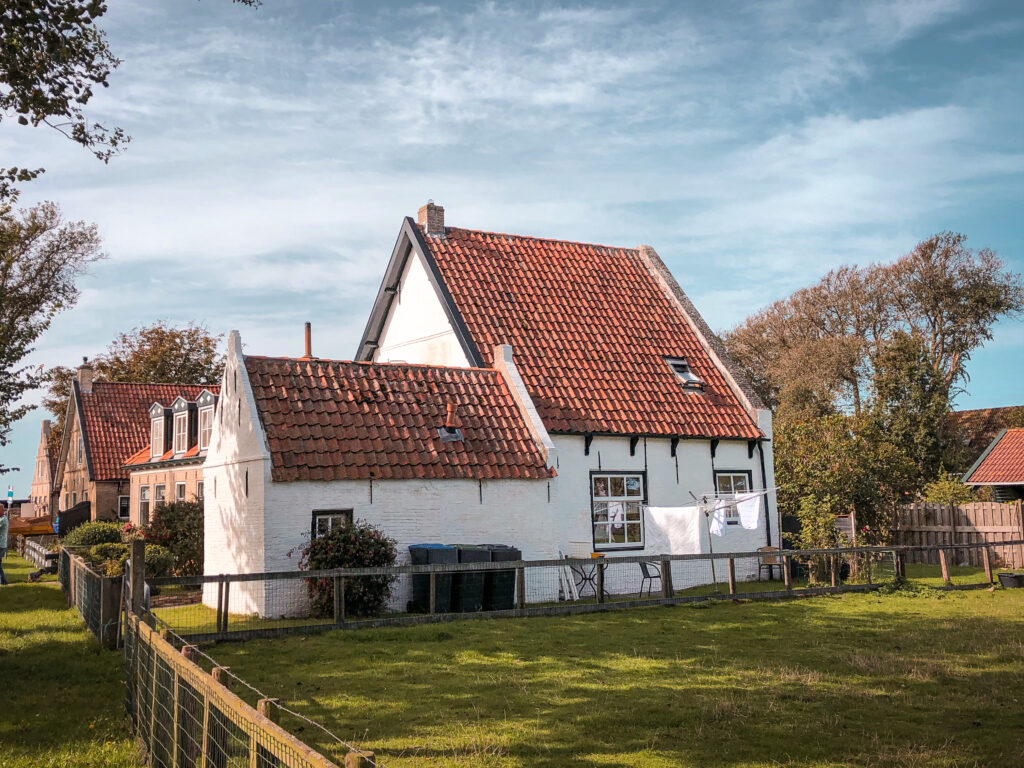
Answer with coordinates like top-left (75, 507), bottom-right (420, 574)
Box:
top-left (639, 561), bottom-right (661, 596)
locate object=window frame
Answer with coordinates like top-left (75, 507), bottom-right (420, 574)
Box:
top-left (310, 509), bottom-right (354, 540)
top-left (196, 481), bottom-right (204, 501)
top-left (714, 470), bottom-right (753, 525)
top-left (590, 471), bottom-right (647, 551)
top-left (151, 418), bottom-right (164, 458)
top-left (173, 412), bottom-right (188, 455)
top-left (154, 484), bottom-right (166, 508)
top-left (139, 485), bottom-right (151, 526)
top-left (198, 405), bottom-right (214, 451)
top-left (118, 495), bottom-right (130, 520)
top-left (175, 482), bottom-right (187, 502)
top-left (665, 357), bottom-right (704, 390)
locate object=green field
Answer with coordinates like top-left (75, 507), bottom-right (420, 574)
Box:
top-left (207, 583), bottom-right (1024, 768)
top-left (0, 552), bottom-right (139, 768)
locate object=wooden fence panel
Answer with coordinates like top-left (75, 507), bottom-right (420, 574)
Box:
top-left (896, 501), bottom-right (1024, 568)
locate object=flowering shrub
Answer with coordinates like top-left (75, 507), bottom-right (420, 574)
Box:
top-left (143, 501), bottom-right (203, 576)
top-left (300, 521), bottom-right (397, 618)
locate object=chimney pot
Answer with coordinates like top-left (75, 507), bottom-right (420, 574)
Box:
top-left (417, 201), bottom-right (445, 238)
top-left (77, 357), bottom-right (94, 394)
top-left (304, 322), bottom-right (313, 358)
top-left (445, 402), bottom-right (460, 430)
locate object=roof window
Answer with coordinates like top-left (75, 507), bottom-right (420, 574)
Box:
top-left (666, 358), bottom-right (703, 390)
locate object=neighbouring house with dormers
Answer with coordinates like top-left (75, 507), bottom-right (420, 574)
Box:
top-left (28, 420), bottom-right (56, 517)
top-left (203, 203), bottom-right (779, 616)
top-left (51, 358), bottom-right (219, 522)
top-left (123, 388), bottom-right (219, 526)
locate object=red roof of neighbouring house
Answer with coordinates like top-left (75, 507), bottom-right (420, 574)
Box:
top-left (964, 429), bottom-right (1024, 485)
top-left (123, 443), bottom-right (201, 468)
top-left (244, 356), bottom-right (554, 482)
top-left (78, 383), bottom-right (219, 480)
top-left (416, 227), bottom-right (761, 439)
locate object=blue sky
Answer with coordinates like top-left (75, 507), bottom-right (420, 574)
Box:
top-left (3, 0), bottom-right (1023, 495)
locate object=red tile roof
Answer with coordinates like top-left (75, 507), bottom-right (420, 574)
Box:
top-left (245, 356), bottom-right (554, 482)
top-left (418, 227), bottom-right (761, 438)
top-left (123, 443), bottom-right (202, 468)
top-left (78, 383), bottom-right (220, 480)
top-left (965, 429), bottom-right (1024, 485)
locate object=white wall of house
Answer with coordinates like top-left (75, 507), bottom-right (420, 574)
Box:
top-left (374, 250), bottom-right (471, 367)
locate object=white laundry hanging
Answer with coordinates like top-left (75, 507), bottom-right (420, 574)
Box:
top-left (735, 492), bottom-right (762, 530)
top-left (644, 505), bottom-right (702, 554)
top-left (707, 498), bottom-right (731, 537)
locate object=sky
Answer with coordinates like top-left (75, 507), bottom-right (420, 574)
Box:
top-left (3, 0), bottom-right (1023, 496)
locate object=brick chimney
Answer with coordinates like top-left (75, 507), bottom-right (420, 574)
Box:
top-left (77, 356), bottom-right (94, 394)
top-left (417, 200), bottom-right (445, 238)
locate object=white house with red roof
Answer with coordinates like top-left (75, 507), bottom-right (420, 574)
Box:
top-left (204, 203), bottom-right (779, 616)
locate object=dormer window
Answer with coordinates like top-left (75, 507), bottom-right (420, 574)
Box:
top-left (199, 406), bottom-right (214, 451)
top-left (173, 412), bottom-right (188, 455)
top-left (666, 358), bottom-right (703, 390)
top-left (151, 417), bottom-right (164, 458)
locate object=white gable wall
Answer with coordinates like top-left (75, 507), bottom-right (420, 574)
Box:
top-left (374, 250), bottom-right (470, 367)
top-left (201, 331), bottom-right (272, 615)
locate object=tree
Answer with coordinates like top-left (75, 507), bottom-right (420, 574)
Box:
top-left (144, 500), bottom-right (204, 576)
top-left (921, 472), bottom-right (974, 506)
top-left (44, 320), bottom-right (224, 450)
top-left (0, 202), bottom-right (104, 472)
top-left (1, 0), bottom-right (260, 201)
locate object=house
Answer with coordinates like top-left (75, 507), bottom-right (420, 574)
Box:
top-left (122, 388), bottom-right (220, 526)
top-left (963, 428), bottom-right (1024, 502)
top-left (52, 358), bottom-right (218, 522)
top-left (28, 420), bottom-right (56, 517)
top-left (205, 203), bottom-right (779, 615)
top-left (949, 406), bottom-right (1024, 468)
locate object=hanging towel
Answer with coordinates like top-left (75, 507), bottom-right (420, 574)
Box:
top-left (644, 506), bottom-right (702, 554)
top-left (708, 501), bottom-right (729, 537)
top-left (736, 492), bottom-right (762, 530)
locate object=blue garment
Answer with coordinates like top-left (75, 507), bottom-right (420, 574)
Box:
top-left (0, 547), bottom-right (7, 585)
top-left (0, 513), bottom-right (8, 549)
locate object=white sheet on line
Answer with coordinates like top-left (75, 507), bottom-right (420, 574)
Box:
top-left (735, 492), bottom-right (762, 530)
top-left (643, 505), bottom-right (702, 555)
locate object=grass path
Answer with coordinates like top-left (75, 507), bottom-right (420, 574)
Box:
top-left (209, 585), bottom-right (1024, 768)
top-left (0, 552), bottom-right (139, 768)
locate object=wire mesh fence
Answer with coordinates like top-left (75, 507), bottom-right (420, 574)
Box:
top-left (58, 547), bottom-right (123, 648)
top-left (123, 612), bottom-right (368, 768)
top-left (147, 541), bottom-right (1024, 643)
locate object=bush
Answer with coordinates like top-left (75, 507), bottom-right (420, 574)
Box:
top-left (143, 501), bottom-right (203, 576)
top-left (144, 544), bottom-right (174, 578)
top-left (90, 542), bottom-right (128, 562)
top-left (63, 521), bottom-right (123, 547)
top-left (300, 522), bottom-right (397, 618)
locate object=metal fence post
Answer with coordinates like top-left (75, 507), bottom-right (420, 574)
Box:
top-left (939, 549), bottom-right (951, 586)
top-left (727, 558), bottom-right (736, 596)
top-left (428, 572), bottom-right (437, 614)
top-left (216, 579), bottom-right (224, 633)
top-left (222, 579), bottom-right (231, 633)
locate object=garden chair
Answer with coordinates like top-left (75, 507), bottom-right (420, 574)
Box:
top-left (639, 561), bottom-right (661, 596)
top-left (758, 546), bottom-right (782, 581)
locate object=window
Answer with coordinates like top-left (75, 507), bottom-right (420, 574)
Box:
top-left (173, 412), bottom-right (188, 455)
top-left (199, 406), bottom-right (214, 450)
top-left (196, 481), bottom-right (204, 501)
top-left (311, 509), bottom-right (353, 539)
top-left (77, 435), bottom-right (85, 465)
top-left (151, 418), bottom-right (164, 458)
top-left (118, 496), bottom-right (130, 519)
top-left (591, 473), bottom-right (645, 549)
top-left (139, 486), bottom-right (151, 526)
top-left (715, 471), bottom-right (752, 525)
top-left (666, 358), bottom-right (703, 390)
top-left (175, 482), bottom-right (187, 502)
top-left (154, 484), bottom-right (166, 509)
top-left (71, 491), bottom-right (77, 506)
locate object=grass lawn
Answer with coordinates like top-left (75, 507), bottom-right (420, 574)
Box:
top-left (0, 552), bottom-right (139, 768)
top-left (206, 584), bottom-right (1024, 768)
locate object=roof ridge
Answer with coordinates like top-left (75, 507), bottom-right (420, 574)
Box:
top-left (444, 225), bottom-right (639, 253)
top-left (244, 354), bottom-right (498, 374)
top-left (90, 381), bottom-right (220, 388)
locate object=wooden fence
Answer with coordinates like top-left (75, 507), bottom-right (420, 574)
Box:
top-left (896, 501), bottom-right (1024, 568)
top-left (58, 549), bottom-right (123, 649)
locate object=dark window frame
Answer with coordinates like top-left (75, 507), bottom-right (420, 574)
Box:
top-left (589, 470), bottom-right (647, 552)
top-left (310, 509), bottom-right (354, 540)
top-left (714, 469), bottom-right (753, 525)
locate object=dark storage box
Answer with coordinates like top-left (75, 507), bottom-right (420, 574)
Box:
top-left (483, 545), bottom-right (521, 611)
top-left (997, 572), bottom-right (1024, 589)
top-left (452, 545), bottom-right (490, 613)
top-left (408, 544), bottom-right (457, 613)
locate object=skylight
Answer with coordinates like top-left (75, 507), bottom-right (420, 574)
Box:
top-left (666, 358), bottom-right (703, 390)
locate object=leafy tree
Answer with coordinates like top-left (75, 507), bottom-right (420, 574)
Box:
top-left (44, 321), bottom-right (224, 449)
top-left (1, 0), bottom-right (260, 201)
top-left (921, 472), bottom-right (974, 506)
top-left (0, 202), bottom-right (104, 472)
top-left (62, 519), bottom-right (121, 546)
top-left (143, 501), bottom-right (204, 576)
top-left (300, 522), bottom-right (397, 618)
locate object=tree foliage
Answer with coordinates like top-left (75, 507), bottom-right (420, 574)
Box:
top-left (300, 522), bottom-right (397, 618)
top-left (921, 472), bottom-right (975, 506)
top-left (0, 202), bottom-right (104, 472)
top-left (43, 320), bottom-right (225, 450)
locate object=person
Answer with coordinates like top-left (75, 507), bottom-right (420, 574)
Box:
top-left (0, 507), bottom-right (9, 586)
